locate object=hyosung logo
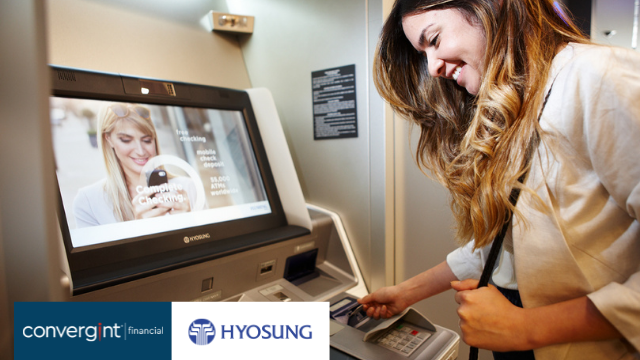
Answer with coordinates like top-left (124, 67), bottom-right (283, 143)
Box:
top-left (184, 233), bottom-right (210, 244)
top-left (187, 320), bottom-right (313, 346)
top-left (189, 319), bottom-right (215, 345)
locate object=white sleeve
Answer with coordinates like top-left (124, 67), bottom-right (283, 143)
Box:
top-left (446, 240), bottom-right (492, 281)
top-left (72, 188), bottom-right (100, 228)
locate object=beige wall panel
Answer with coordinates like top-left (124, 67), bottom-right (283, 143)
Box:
top-left (46, 0), bottom-right (251, 89)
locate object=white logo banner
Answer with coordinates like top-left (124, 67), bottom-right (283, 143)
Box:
top-left (172, 302), bottom-right (329, 360)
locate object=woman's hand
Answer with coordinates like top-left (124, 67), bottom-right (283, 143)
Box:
top-left (357, 261), bottom-right (458, 320)
top-left (158, 189), bottom-right (191, 215)
top-left (453, 279), bottom-right (623, 352)
top-left (131, 189), bottom-right (191, 219)
top-left (131, 191), bottom-right (171, 219)
top-left (357, 285), bottom-right (412, 319)
top-left (451, 279), bottom-right (529, 352)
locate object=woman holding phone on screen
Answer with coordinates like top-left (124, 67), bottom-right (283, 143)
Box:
top-left (358, 0), bottom-right (640, 359)
top-left (73, 103), bottom-right (196, 227)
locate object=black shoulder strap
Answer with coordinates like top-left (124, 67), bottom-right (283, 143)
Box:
top-left (476, 172), bottom-right (526, 289)
top-left (467, 178), bottom-right (524, 360)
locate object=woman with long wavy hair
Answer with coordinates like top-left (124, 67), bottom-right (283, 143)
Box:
top-left (358, 0), bottom-right (640, 359)
top-left (73, 103), bottom-right (195, 227)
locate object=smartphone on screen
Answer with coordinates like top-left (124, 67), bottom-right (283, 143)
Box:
top-left (147, 169), bottom-right (168, 189)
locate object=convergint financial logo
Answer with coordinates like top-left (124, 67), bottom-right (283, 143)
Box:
top-left (188, 318), bottom-right (313, 345)
top-left (21, 322), bottom-right (164, 342)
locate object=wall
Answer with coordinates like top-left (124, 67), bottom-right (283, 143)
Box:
top-left (0, 1), bottom-right (64, 358)
top-left (47, 0), bottom-right (251, 89)
top-left (227, 0), bottom-right (393, 291)
top-left (591, 0), bottom-right (639, 49)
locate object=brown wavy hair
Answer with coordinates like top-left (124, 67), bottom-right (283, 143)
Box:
top-left (375, 0), bottom-right (588, 248)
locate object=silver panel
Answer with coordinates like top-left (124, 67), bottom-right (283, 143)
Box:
top-left (229, 0), bottom-right (390, 291)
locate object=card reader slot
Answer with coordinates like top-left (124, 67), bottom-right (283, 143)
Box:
top-left (330, 296), bottom-right (372, 329)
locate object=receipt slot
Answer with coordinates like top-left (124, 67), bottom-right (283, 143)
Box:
top-left (329, 295), bottom-right (460, 360)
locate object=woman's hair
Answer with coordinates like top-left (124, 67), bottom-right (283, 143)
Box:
top-left (97, 103), bottom-right (159, 222)
top-left (375, 0), bottom-right (588, 248)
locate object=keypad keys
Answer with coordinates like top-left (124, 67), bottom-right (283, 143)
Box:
top-left (375, 322), bottom-right (432, 357)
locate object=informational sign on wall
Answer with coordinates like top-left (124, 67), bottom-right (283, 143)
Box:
top-left (311, 65), bottom-right (358, 140)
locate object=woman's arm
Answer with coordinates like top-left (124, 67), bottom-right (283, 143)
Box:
top-left (359, 261), bottom-right (458, 319)
top-left (399, 260), bottom-right (459, 304)
top-left (526, 295), bottom-right (622, 348)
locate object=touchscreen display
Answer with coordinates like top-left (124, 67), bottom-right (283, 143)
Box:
top-left (51, 97), bottom-right (271, 248)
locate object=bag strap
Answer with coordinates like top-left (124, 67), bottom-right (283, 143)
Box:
top-left (468, 78), bottom-right (556, 360)
top-left (476, 172), bottom-right (526, 289)
top-left (467, 182), bottom-right (522, 360)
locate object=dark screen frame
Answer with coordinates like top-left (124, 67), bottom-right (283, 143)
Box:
top-left (50, 66), bottom-right (309, 294)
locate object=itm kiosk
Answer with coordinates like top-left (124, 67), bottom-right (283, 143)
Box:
top-left (50, 66), bottom-right (460, 360)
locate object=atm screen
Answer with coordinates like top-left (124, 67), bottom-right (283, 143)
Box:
top-left (50, 66), bottom-right (307, 293)
top-left (51, 98), bottom-right (270, 248)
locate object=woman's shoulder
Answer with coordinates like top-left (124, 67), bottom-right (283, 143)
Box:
top-left (72, 178), bottom-right (115, 227)
top-left (73, 179), bottom-right (110, 211)
top-left (548, 43), bottom-right (640, 104)
top-left (76, 178), bottom-right (108, 197)
top-left (559, 43), bottom-right (640, 76)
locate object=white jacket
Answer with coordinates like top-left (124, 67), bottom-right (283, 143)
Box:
top-left (447, 43), bottom-right (640, 359)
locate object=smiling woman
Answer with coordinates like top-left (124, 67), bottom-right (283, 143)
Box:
top-left (360, 0), bottom-right (640, 360)
top-left (72, 103), bottom-right (197, 227)
top-left (103, 109), bottom-right (158, 182)
top-left (401, 8), bottom-right (486, 95)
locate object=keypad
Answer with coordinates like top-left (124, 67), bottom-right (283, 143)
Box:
top-left (375, 322), bottom-right (431, 357)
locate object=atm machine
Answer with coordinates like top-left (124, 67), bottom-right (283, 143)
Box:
top-left (49, 65), bottom-right (459, 360)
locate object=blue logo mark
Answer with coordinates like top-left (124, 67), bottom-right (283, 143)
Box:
top-left (189, 319), bottom-right (215, 345)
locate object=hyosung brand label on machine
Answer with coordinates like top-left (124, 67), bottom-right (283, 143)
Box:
top-left (312, 64), bottom-right (358, 140)
top-left (14, 302), bottom-right (328, 360)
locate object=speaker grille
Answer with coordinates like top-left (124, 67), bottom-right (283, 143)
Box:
top-left (57, 70), bottom-right (76, 82)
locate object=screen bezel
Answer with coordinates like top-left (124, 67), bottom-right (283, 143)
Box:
top-left (51, 66), bottom-right (306, 293)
